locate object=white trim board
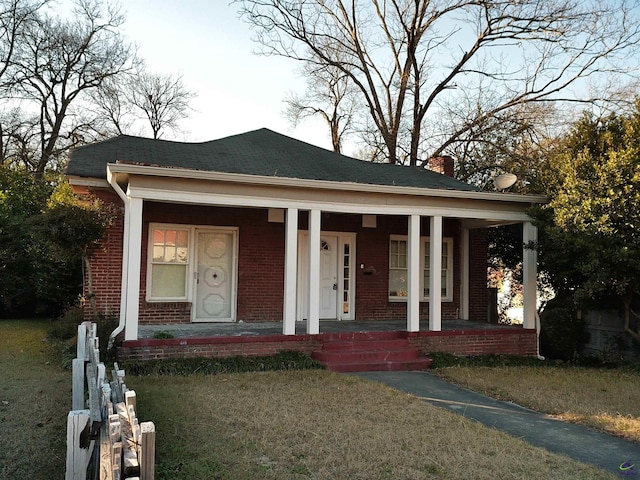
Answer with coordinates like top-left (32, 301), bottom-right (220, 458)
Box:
top-left (127, 185), bottom-right (535, 222)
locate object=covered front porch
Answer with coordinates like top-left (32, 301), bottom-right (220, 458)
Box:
top-left (108, 162), bottom-right (541, 343)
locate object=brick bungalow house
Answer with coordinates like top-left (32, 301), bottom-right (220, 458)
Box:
top-left (66, 128), bottom-right (544, 364)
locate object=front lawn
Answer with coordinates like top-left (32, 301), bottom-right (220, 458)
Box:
top-left (0, 319), bottom-right (620, 479)
top-left (129, 370), bottom-right (613, 479)
top-left (0, 320), bottom-right (70, 479)
top-left (435, 364), bottom-right (640, 443)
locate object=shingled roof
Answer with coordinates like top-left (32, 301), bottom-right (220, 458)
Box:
top-left (67, 128), bottom-right (476, 191)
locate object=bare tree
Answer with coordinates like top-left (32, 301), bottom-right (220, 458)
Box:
top-left (0, 0), bottom-right (48, 159)
top-left (88, 76), bottom-right (134, 137)
top-left (236, 0), bottom-right (640, 167)
top-left (4, 0), bottom-right (136, 178)
top-left (285, 63), bottom-right (359, 154)
top-left (126, 72), bottom-right (195, 140)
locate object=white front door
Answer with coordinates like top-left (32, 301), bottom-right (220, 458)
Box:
top-left (319, 237), bottom-right (338, 319)
top-left (194, 229), bottom-right (236, 322)
top-left (298, 233), bottom-right (339, 320)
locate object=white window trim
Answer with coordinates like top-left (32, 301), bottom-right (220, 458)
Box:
top-left (389, 235), bottom-right (454, 302)
top-left (146, 223), bottom-right (192, 302)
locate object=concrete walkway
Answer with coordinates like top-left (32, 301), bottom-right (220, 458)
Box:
top-left (354, 371), bottom-right (640, 477)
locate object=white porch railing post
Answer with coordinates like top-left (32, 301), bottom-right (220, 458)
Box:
top-left (124, 196), bottom-right (143, 341)
top-left (429, 215), bottom-right (443, 331)
top-left (523, 221), bottom-right (538, 329)
top-left (283, 208), bottom-right (298, 335)
top-left (407, 214), bottom-right (421, 332)
top-left (307, 209), bottom-right (321, 334)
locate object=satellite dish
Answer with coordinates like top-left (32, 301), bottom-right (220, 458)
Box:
top-left (493, 173), bottom-right (517, 190)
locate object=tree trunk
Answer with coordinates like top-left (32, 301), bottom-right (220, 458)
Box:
top-left (83, 253), bottom-right (99, 321)
top-left (623, 295), bottom-right (640, 343)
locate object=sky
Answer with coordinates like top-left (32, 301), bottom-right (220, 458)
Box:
top-left (119, 1), bottom-right (332, 150)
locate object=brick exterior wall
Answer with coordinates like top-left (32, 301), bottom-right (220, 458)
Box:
top-left (141, 203), bottom-right (287, 323)
top-left (118, 334), bottom-right (323, 360)
top-left (79, 188), bottom-right (125, 320)
top-left (469, 228), bottom-right (489, 322)
top-left (408, 328), bottom-right (537, 357)
top-left (82, 189), bottom-right (491, 326)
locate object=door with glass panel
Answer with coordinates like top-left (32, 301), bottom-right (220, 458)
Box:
top-left (319, 237), bottom-right (339, 319)
top-left (194, 229), bottom-right (237, 322)
top-left (297, 232), bottom-right (355, 321)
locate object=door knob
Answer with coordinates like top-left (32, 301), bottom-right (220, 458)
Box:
top-left (333, 283), bottom-right (337, 290)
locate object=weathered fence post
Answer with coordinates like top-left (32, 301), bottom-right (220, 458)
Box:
top-left (139, 422), bottom-right (156, 480)
top-left (66, 410), bottom-right (94, 480)
top-left (68, 321), bottom-right (154, 480)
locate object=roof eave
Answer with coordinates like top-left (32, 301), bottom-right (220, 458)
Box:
top-left (105, 163), bottom-right (547, 204)
top-left (67, 175), bottom-right (110, 188)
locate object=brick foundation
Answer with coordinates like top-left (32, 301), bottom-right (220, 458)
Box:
top-left (118, 334), bottom-right (323, 360)
top-left (408, 328), bottom-right (537, 357)
top-left (117, 328), bottom-right (537, 361)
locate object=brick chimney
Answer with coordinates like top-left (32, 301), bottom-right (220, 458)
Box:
top-left (428, 155), bottom-right (455, 177)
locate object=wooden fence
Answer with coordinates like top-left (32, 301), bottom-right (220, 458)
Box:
top-left (66, 321), bottom-right (155, 480)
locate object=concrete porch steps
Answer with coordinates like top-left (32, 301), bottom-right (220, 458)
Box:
top-left (312, 332), bottom-right (432, 373)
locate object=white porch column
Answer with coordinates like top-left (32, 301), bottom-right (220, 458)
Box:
top-left (307, 209), bottom-right (321, 334)
top-left (117, 197), bottom-right (131, 336)
top-left (460, 228), bottom-right (470, 320)
top-left (429, 215), bottom-right (443, 331)
top-left (283, 208), bottom-right (298, 335)
top-left (124, 197), bottom-right (143, 341)
top-left (523, 221), bottom-right (538, 330)
top-left (407, 214), bottom-right (421, 332)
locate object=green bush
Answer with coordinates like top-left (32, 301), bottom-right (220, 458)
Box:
top-left (152, 330), bottom-right (174, 339)
top-left (47, 306), bottom-right (119, 365)
top-left (48, 305), bottom-right (85, 341)
top-left (428, 352), bottom-right (545, 369)
top-left (121, 350), bottom-right (325, 376)
top-left (539, 295), bottom-right (589, 361)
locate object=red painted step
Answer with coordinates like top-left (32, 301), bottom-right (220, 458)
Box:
top-left (320, 331), bottom-right (407, 342)
top-left (321, 338), bottom-right (411, 352)
top-left (312, 336), bottom-right (432, 373)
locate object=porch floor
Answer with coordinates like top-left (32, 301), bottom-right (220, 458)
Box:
top-left (137, 319), bottom-right (521, 339)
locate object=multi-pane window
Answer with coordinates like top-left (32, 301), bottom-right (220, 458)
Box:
top-left (389, 238), bottom-right (408, 297)
top-left (424, 240), bottom-right (450, 298)
top-left (149, 227), bottom-right (189, 299)
top-left (388, 236), bottom-right (453, 301)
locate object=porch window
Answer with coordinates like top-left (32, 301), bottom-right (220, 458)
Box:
top-left (388, 236), bottom-right (453, 301)
top-left (148, 226), bottom-right (189, 300)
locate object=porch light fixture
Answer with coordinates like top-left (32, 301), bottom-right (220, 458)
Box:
top-left (493, 173), bottom-right (517, 190)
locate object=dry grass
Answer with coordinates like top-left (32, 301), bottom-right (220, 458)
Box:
top-left (0, 319), bottom-right (70, 479)
top-left (130, 370), bottom-right (614, 479)
top-left (0, 319), bottom-right (622, 479)
top-left (435, 366), bottom-right (640, 443)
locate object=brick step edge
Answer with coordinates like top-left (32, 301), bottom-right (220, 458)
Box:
top-left (312, 348), bottom-right (421, 363)
top-left (320, 339), bottom-right (411, 351)
top-left (320, 331), bottom-right (407, 342)
top-left (325, 358), bottom-right (433, 373)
